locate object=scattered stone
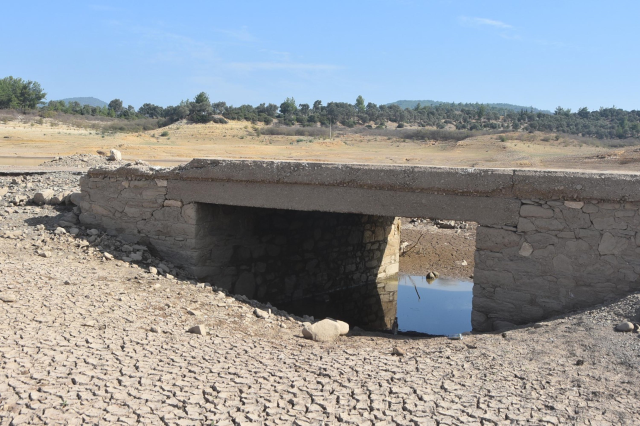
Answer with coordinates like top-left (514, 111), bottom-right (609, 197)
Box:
top-left (149, 266), bottom-right (158, 275)
top-left (37, 250), bottom-right (52, 258)
top-left (187, 309), bottom-right (202, 316)
top-left (54, 227), bottom-right (67, 235)
top-left (426, 271), bottom-right (440, 279)
top-left (0, 294), bottom-right (17, 303)
top-left (69, 228), bottom-right (80, 235)
top-left (150, 326), bottom-right (159, 333)
top-left (129, 252), bottom-right (143, 261)
top-left (392, 347), bottom-right (405, 356)
top-left (87, 229), bottom-right (100, 236)
top-left (103, 253), bottom-right (114, 260)
top-left (108, 149), bottom-right (122, 161)
top-left (615, 321), bottom-right (634, 332)
top-left (187, 325), bottom-right (207, 335)
top-left (254, 308), bottom-right (270, 319)
top-left (33, 189), bottom-right (54, 205)
top-left (575, 359), bottom-right (585, 366)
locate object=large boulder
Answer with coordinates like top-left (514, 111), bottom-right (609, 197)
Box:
top-left (302, 318), bottom-right (349, 342)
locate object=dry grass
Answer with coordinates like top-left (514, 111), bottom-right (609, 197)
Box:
top-left (1, 116), bottom-right (640, 172)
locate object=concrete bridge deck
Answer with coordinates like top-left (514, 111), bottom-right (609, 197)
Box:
top-left (77, 159), bottom-right (640, 331)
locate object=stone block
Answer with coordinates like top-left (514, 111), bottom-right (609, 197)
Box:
top-left (562, 209), bottom-right (592, 229)
top-left (473, 269), bottom-right (514, 287)
top-left (592, 216), bottom-right (627, 230)
top-left (520, 205), bottom-right (554, 218)
top-left (517, 218), bottom-right (536, 233)
top-left (476, 227), bottom-right (522, 252)
top-left (533, 218), bottom-right (564, 231)
top-left (552, 254), bottom-right (573, 275)
top-left (564, 201), bottom-right (584, 209)
top-left (525, 233), bottom-right (558, 249)
top-left (598, 232), bottom-right (629, 255)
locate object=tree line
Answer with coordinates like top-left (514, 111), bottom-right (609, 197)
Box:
top-left (2, 75), bottom-right (640, 139)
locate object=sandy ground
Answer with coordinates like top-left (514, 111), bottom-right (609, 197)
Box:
top-left (1, 172), bottom-right (640, 424)
top-left (400, 219), bottom-right (476, 279)
top-left (3, 118), bottom-right (640, 172)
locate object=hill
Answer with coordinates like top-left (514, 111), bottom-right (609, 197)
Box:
top-left (388, 100), bottom-right (552, 115)
top-left (57, 97), bottom-right (107, 108)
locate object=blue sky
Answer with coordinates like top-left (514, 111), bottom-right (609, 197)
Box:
top-left (2, 1), bottom-right (639, 111)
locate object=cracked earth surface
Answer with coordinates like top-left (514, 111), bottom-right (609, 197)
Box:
top-left (0, 172), bottom-right (640, 425)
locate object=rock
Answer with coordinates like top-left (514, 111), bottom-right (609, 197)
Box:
top-left (254, 308), bottom-right (270, 319)
top-left (69, 192), bottom-right (83, 206)
top-left (150, 326), bottom-right (159, 333)
top-left (37, 250), bottom-right (52, 258)
top-left (392, 347), bottom-right (405, 356)
top-left (461, 260), bottom-right (468, 266)
top-left (302, 318), bottom-right (346, 342)
top-left (615, 321), bottom-right (634, 332)
top-left (533, 323), bottom-right (547, 329)
top-left (69, 228), bottom-right (80, 235)
top-left (187, 325), bottom-right (207, 335)
top-left (163, 200), bottom-right (183, 208)
top-left (149, 266), bottom-right (158, 275)
top-left (54, 227), bottom-right (67, 235)
top-left (87, 229), bottom-right (100, 236)
top-left (108, 149), bottom-right (122, 161)
top-left (0, 294), bottom-right (17, 303)
top-left (327, 318), bottom-right (349, 335)
top-left (121, 245), bottom-right (133, 253)
top-left (103, 253), bottom-right (114, 260)
top-left (575, 359), bottom-right (585, 366)
top-left (187, 309), bottom-right (202, 316)
top-left (426, 271), bottom-right (439, 279)
top-left (129, 252), bottom-right (143, 261)
top-left (0, 187), bottom-right (8, 197)
top-left (519, 242), bottom-right (534, 257)
top-left (564, 201), bottom-right (585, 209)
top-left (33, 189), bottom-right (55, 205)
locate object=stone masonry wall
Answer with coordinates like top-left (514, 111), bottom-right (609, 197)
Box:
top-left (193, 204), bottom-right (400, 305)
top-left (473, 199), bottom-right (640, 331)
top-left (77, 175), bottom-right (202, 268)
top-left (77, 174), bottom-right (400, 310)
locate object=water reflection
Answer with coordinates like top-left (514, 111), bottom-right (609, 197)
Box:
top-left (398, 275), bottom-right (473, 336)
top-left (276, 274), bottom-right (473, 336)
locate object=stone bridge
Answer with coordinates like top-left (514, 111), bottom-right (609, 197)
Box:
top-left (76, 159), bottom-right (640, 331)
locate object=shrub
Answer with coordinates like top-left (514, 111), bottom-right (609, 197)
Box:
top-left (160, 131), bottom-right (169, 137)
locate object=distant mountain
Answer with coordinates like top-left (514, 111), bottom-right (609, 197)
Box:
top-left (387, 100), bottom-right (552, 115)
top-left (57, 97), bottom-right (107, 108)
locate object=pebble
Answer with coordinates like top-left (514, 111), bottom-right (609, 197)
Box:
top-left (392, 346), bottom-right (405, 356)
top-left (187, 324), bottom-right (207, 335)
top-left (0, 294), bottom-right (17, 303)
top-left (254, 308), bottom-right (270, 319)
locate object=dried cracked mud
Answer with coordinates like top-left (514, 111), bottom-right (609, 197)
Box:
top-left (1, 171), bottom-right (640, 425)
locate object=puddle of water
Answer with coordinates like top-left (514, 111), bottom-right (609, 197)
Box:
top-left (397, 274), bottom-right (473, 336)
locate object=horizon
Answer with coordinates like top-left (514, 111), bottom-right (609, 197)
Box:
top-left (1, 0), bottom-right (639, 111)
